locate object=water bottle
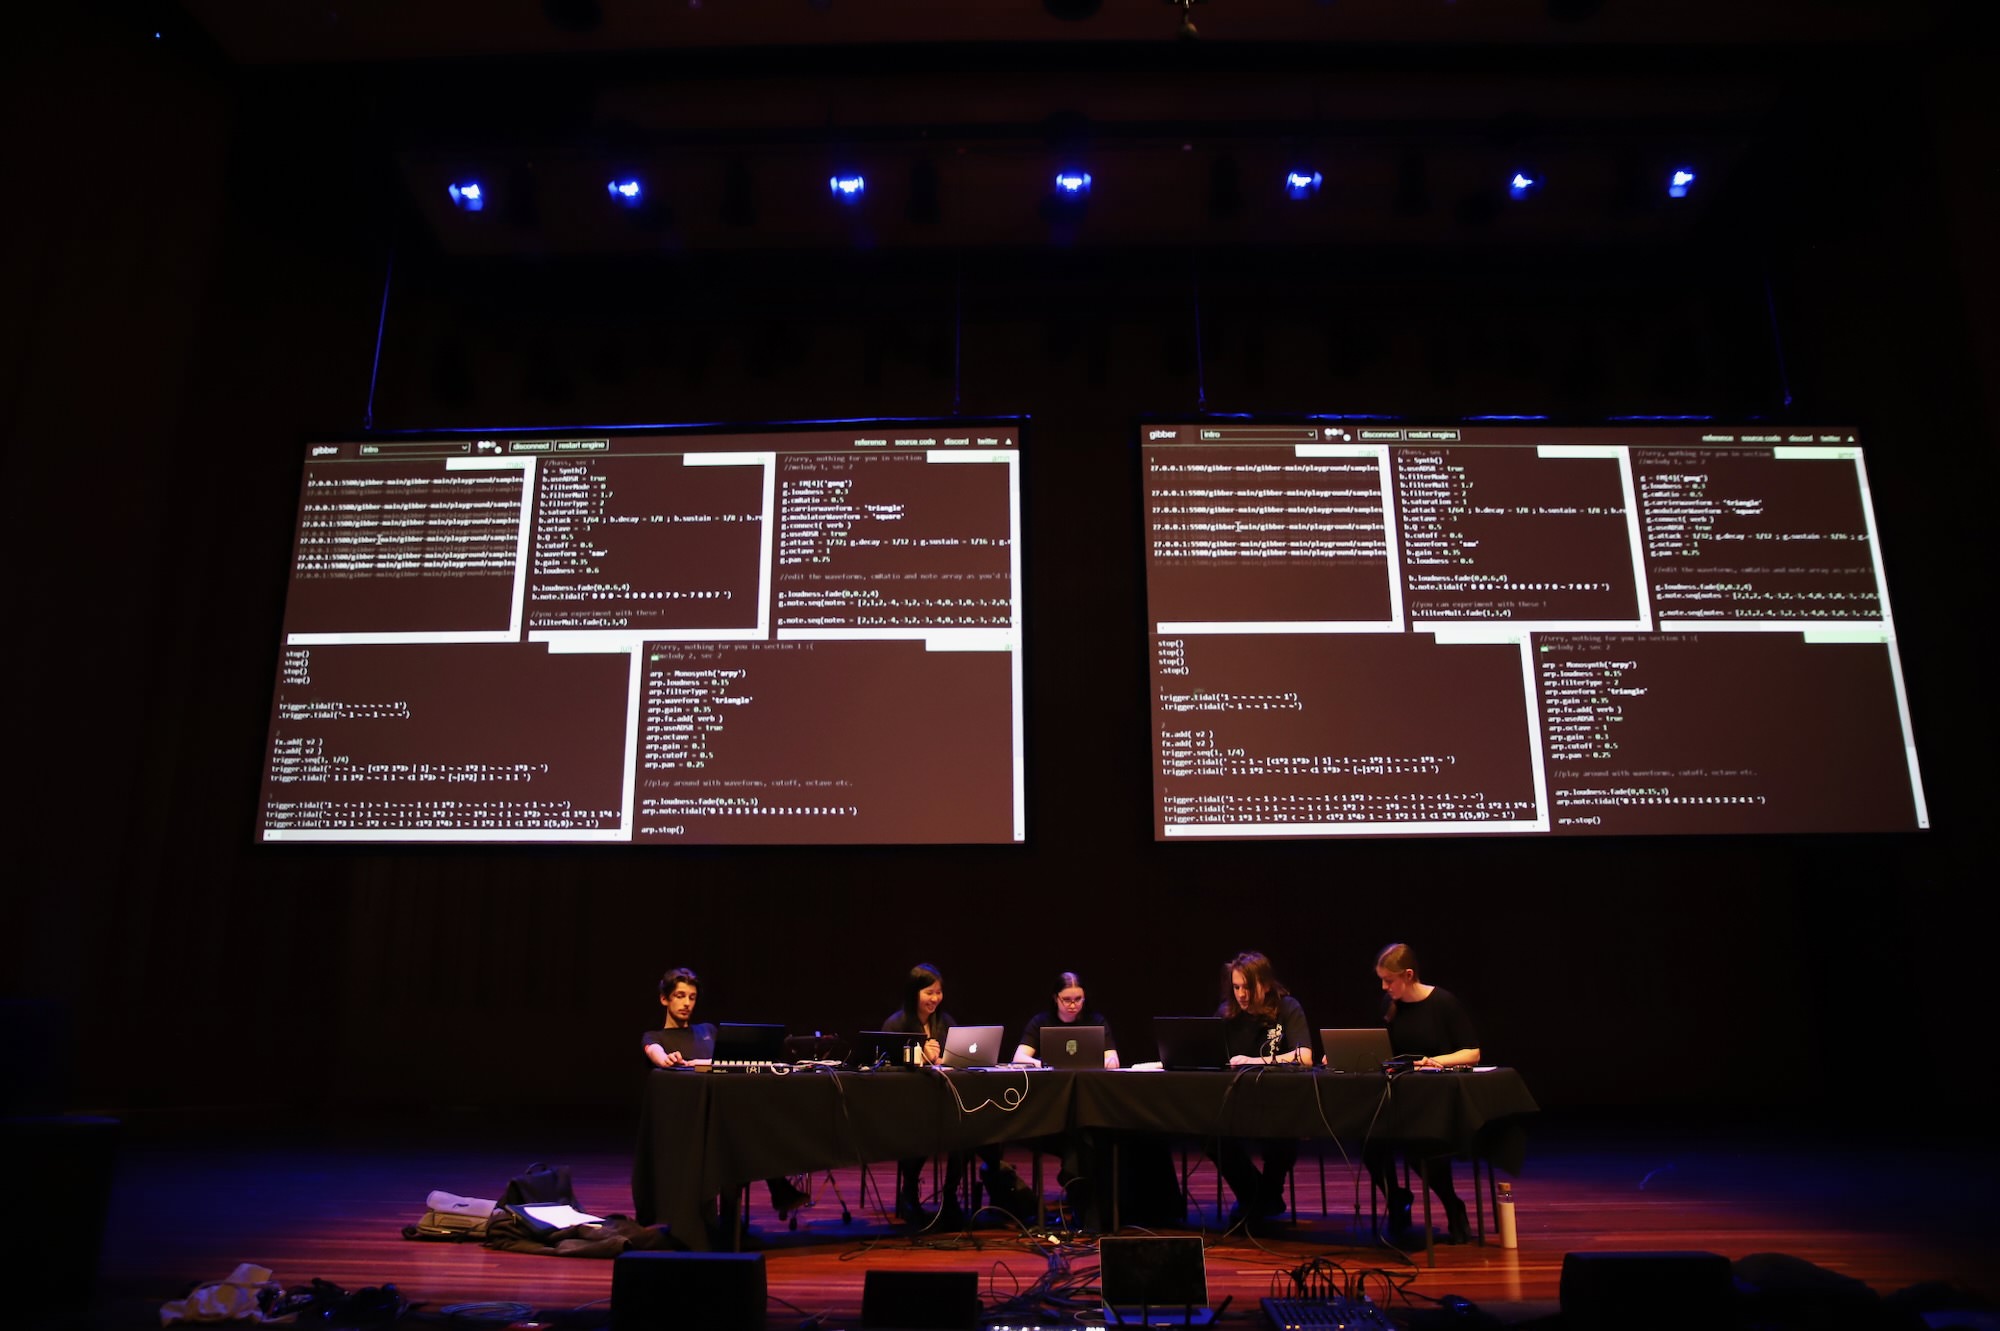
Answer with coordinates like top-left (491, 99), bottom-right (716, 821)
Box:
top-left (1495, 1180), bottom-right (1518, 1249)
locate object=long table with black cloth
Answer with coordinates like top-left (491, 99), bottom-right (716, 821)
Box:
top-left (631, 1065), bottom-right (1537, 1250)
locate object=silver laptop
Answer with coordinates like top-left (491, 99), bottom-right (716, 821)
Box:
top-left (1100, 1235), bottom-right (1214, 1326)
top-left (1320, 1027), bottom-right (1394, 1073)
top-left (940, 1024), bottom-right (1005, 1068)
top-left (1038, 1024), bottom-right (1105, 1069)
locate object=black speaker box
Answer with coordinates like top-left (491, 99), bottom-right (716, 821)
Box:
top-left (1559, 1250), bottom-right (1734, 1330)
top-left (860, 1269), bottom-right (980, 1330)
top-left (612, 1250), bottom-right (766, 1331)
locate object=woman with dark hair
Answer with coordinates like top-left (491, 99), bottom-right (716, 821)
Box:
top-left (1363, 942), bottom-right (1481, 1244)
top-left (881, 963), bottom-right (950, 1065)
top-left (1012, 971), bottom-right (1121, 1068)
top-left (1208, 950), bottom-right (1312, 1228)
top-left (880, 963), bottom-right (972, 1225)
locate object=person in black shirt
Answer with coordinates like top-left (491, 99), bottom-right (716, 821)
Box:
top-left (642, 967), bottom-right (715, 1067)
top-left (1013, 971), bottom-right (1119, 1227)
top-left (881, 962), bottom-right (978, 1227)
top-left (1012, 970), bottom-right (1121, 1068)
top-left (1208, 951), bottom-right (1311, 1229)
top-left (1362, 943), bottom-right (1481, 1244)
top-left (640, 967), bottom-right (807, 1224)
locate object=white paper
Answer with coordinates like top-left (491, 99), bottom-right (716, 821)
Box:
top-left (519, 1203), bottom-right (605, 1227)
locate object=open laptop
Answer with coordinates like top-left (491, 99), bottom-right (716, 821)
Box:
top-left (1320, 1027), bottom-right (1394, 1073)
top-left (940, 1024), bottom-right (1006, 1068)
top-left (1038, 1024), bottom-right (1105, 1069)
top-left (1100, 1235), bottom-right (1215, 1326)
top-left (710, 1022), bottom-right (787, 1064)
top-left (1153, 1016), bottom-right (1228, 1071)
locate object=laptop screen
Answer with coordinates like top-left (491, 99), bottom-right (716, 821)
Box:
top-left (942, 1024), bottom-right (1005, 1067)
top-left (1040, 1024), bottom-right (1105, 1067)
top-left (1153, 1016), bottom-right (1228, 1071)
top-left (1319, 1027), bottom-right (1394, 1073)
top-left (711, 1023), bottom-right (787, 1061)
top-left (1101, 1236), bottom-right (1209, 1319)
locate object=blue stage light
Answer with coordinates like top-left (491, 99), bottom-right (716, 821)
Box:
top-left (447, 182), bottom-right (484, 212)
top-left (1508, 171), bottom-right (1540, 199)
top-left (1284, 169), bottom-right (1323, 199)
top-left (1667, 167), bottom-right (1697, 199)
top-left (608, 179), bottom-right (643, 206)
top-left (1054, 170), bottom-right (1092, 196)
top-left (829, 174), bottom-right (866, 201)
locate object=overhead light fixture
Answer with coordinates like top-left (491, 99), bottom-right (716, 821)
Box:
top-left (447, 182), bottom-right (484, 212)
top-left (1667, 167), bottom-right (1697, 199)
top-left (1508, 171), bottom-right (1541, 200)
top-left (1054, 170), bottom-right (1092, 196)
top-left (829, 173), bottom-right (866, 202)
top-left (1284, 170), bottom-right (1323, 200)
top-left (607, 179), bottom-right (643, 207)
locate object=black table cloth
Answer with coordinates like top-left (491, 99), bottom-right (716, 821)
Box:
top-left (632, 1065), bottom-right (1536, 1250)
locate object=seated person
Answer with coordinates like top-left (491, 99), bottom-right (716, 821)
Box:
top-left (1013, 970), bottom-right (1119, 1227)
top-left (643, 967), bottom-right (715, 1066)
top-left (1012, 970), bottom-right (1121, 1068)
top-left (642, 967), bottom-right (807, 1223)
top-left (881, 962), bottom-right (1003, 1228)
top-left (1360, 942), bottom-right (1481, 1244)
top-left (1208, 951), bottom-right (1311, 1229)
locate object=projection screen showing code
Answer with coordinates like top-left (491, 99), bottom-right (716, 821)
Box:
top-left (1142, 423), bottom-right (1927, 839)
top-left (259, 424), bottom-right (1025, 844)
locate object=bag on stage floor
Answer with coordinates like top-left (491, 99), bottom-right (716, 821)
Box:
top-left (402, 1189), bottom-right (498, 1242)
top-left (404, 1183), bottom-right (498, 1239)
top-left (502, 1161), bottom-right (578, 1207)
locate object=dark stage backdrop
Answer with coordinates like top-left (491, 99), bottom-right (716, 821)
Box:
top-left (8, 8), bottom-right (1990, 1126)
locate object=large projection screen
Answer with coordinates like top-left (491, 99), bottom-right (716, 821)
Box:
top-left (1142, 422), bottom-right (1927, 838)
top-left (258, 423), bottom-right (1025, 844)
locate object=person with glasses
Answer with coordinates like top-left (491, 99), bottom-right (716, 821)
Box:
top-left (1012, 971), bottom-right (1119, 1228)
top-left (1012, 971), bottom-right (1121, 1068)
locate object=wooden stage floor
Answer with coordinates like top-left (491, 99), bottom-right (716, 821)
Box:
top-left (78, 1109), bottom-right (1998, 1329)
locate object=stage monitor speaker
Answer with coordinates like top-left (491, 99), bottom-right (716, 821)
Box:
top-left (860, 1269), bottom-right (980, 1330)
top-left (1559, 1251), bottom-right (1733, 1330)
top-left (612, 1250), bottom-right (766, 1331)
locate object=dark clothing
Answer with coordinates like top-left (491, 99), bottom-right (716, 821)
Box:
top-left (1018, 1010), bottom-right (1117, 1224)
top-left (881, 1007), bottom-right (953, 1049)
top-left (880, 1007), bottom-right (993, 1218)
top-left (642, 1022), bottom-right (796, 1236)
top-left (642, 1023), bottom-right (717, 1062)
top-left (1368, 986), bottom-right (1480, 1240)
top-left (1386, 988), bottom-right (1478, 1060)
top-left (1207, 996), bottom-right (1310, 1219)
top-left (1018, 1010), bottom-right (1116, 1059)
top-left (1218, 995), bottom-right (1310, 1061)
